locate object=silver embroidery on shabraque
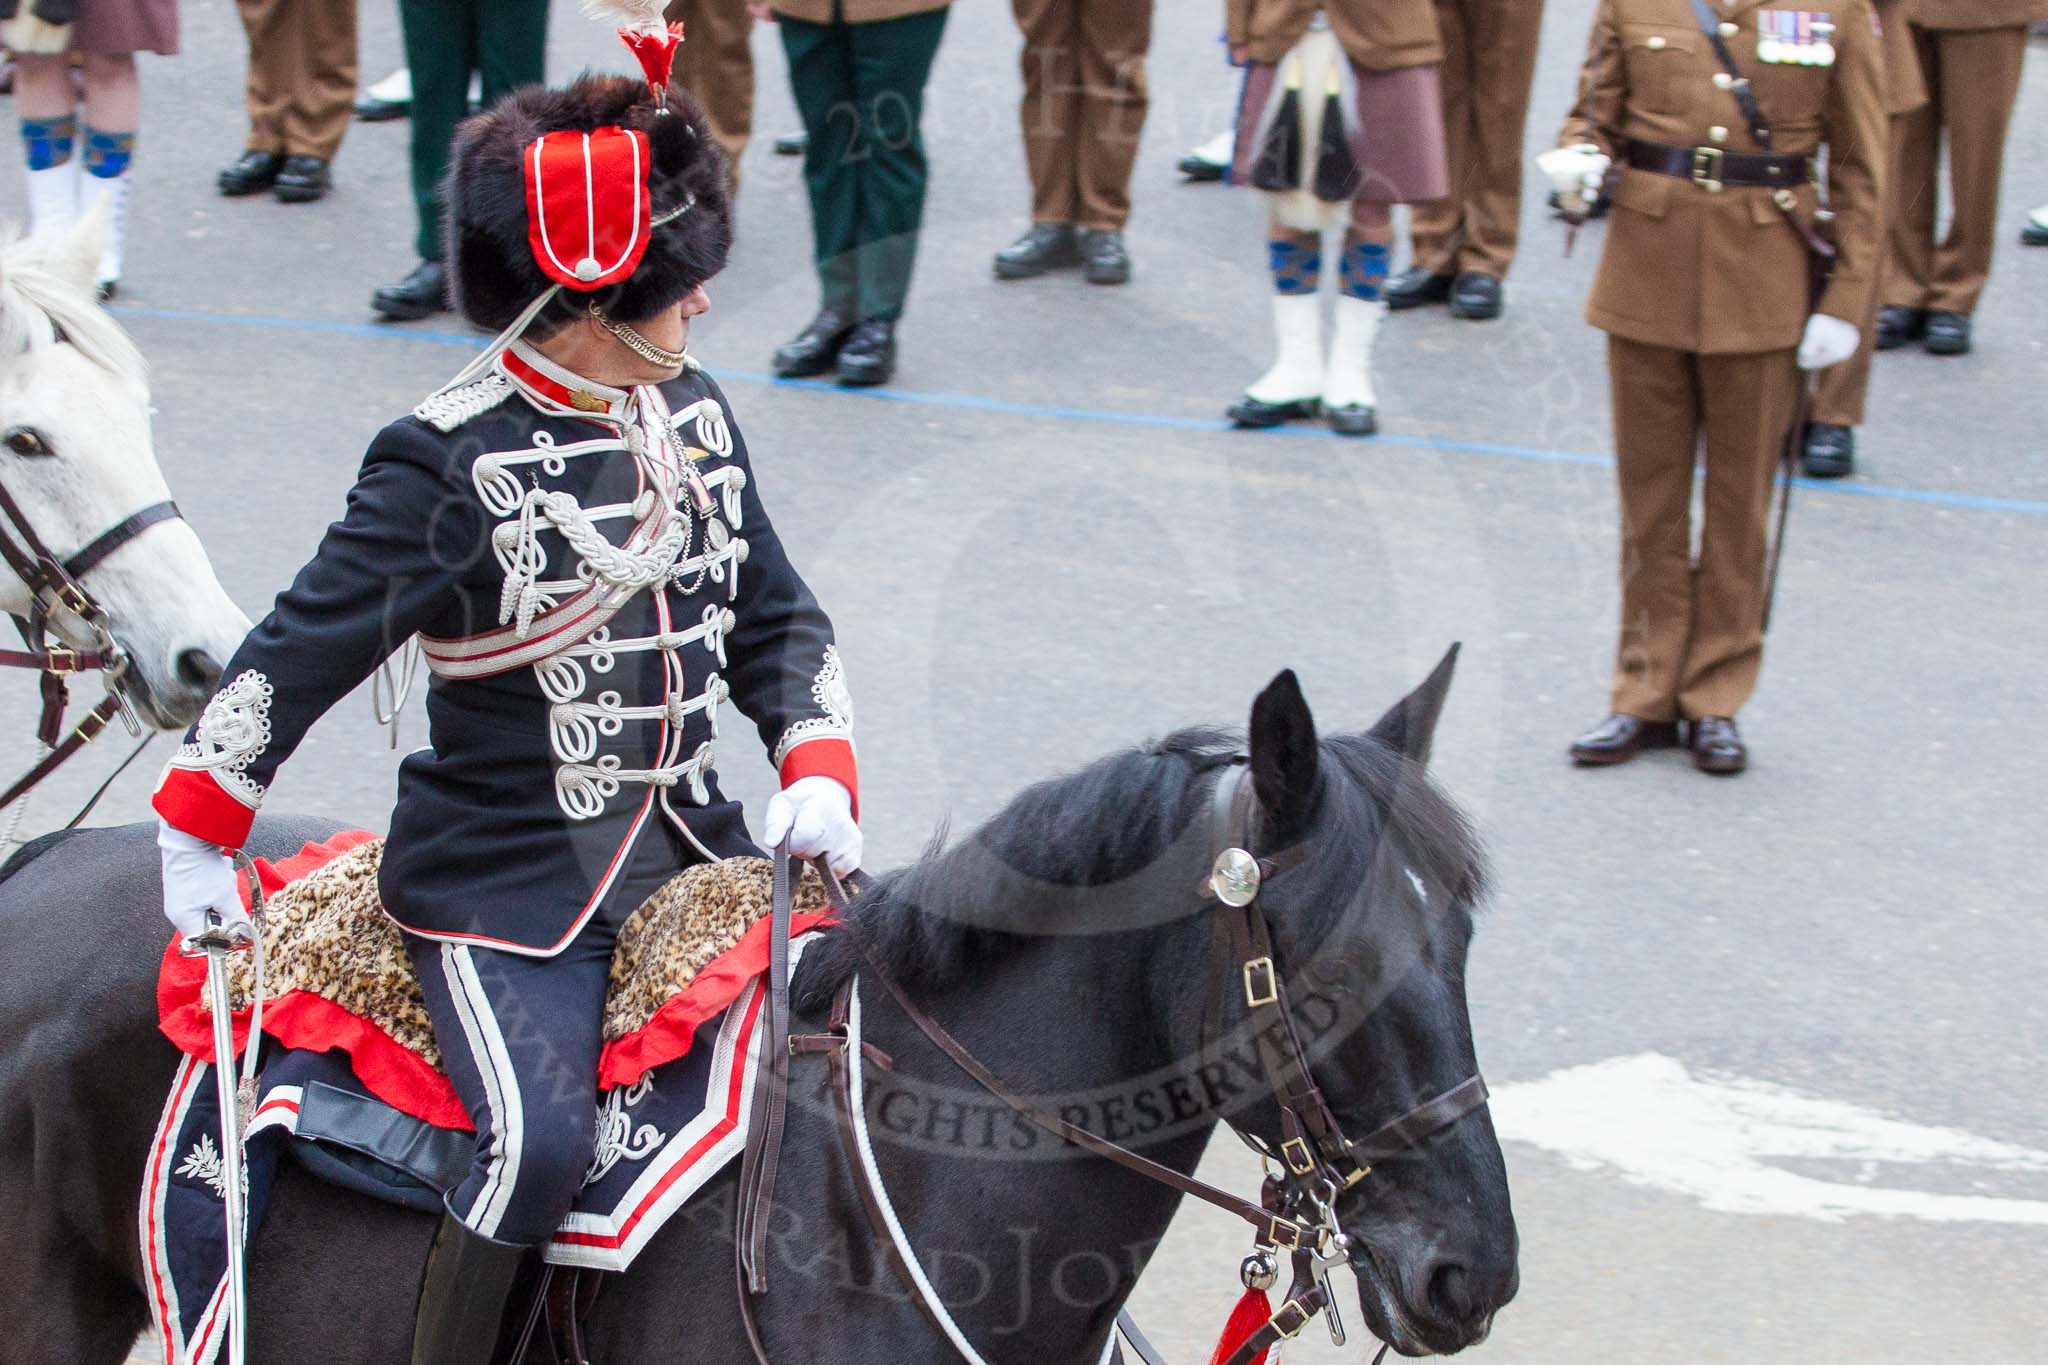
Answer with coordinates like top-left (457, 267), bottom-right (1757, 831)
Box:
top-left (586, 1078), bottom-right (666, 1186)
top-left (174, 669), bottom-right (275, 806)
top-left (176, 1133), bottom-right (231, 1200)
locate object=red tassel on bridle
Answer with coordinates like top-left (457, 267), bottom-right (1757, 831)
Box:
top-left (618, 20), bottom-right (686, 110)
top-left (1207, 1284), bottom-right (1274, 1365)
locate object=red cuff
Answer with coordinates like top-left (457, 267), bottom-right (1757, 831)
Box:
top-left (151, 767), bottom-right (258, 851)
top-left (778, 737), bottom-right (858, 821)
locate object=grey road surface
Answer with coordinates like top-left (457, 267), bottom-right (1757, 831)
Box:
top-left (1, 2), bottom-right (2041, 1362)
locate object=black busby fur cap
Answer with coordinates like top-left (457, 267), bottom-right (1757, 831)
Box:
top-left (445, 73), bottom-right (734, 335)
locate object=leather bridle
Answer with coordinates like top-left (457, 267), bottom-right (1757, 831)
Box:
top-left (0, 475), bottom-right (178, 813)
top-left (732, 756), bottom-right (1493, 1365)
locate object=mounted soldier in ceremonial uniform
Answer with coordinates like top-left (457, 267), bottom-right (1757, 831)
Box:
top-left (147, 16), bottom-right (862, 1360)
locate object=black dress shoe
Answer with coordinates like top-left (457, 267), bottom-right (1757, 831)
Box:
top-left (1570, 714), bottom-right (1679, 766)
top-left (370, 260), bottom-right (448, 321)
top-left (1080, 229), bottom-right (1131, 285)
top-left (1801, 422), bottom-right (1855, 479)
top-left (1689, 716), bottom-right (1747, 774)
top-left (1326, 403), bottom-right (1377, 437)
top-left (1448, 271), bottom-right (1504, 320)
top-left (218, 150), bottom-right (285, 197)
top-left (1226, 395), bottom-right (1319, 428)
top-left (771, 307), bottom-right (856, 379)
top-left (1923, 309), bottom-right (1971, 356)
top-left (1874, 305), bottom-right (1924, 351)
top-left (835, 319), bottom-right (896, 387)
top-left (773, 130), bottom-right (808, 157)
top-left (354, 95), bottom-right (408, 123)
top-left (993, 224), bottom-right (1081, 280)
top-left (1385, 266), bottom-right (1453, 311)
top-left (273, 155), bottom-right (332, 203)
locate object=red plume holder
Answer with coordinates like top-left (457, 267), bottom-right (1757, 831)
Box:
top-left (619, 21), bottom-right (686, 107)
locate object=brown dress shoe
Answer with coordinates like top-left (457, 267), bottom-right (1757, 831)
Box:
top-left (1570, 714), bottom-right (1679, 766)
top-left (1689, 716), bottom-right (1747, 774)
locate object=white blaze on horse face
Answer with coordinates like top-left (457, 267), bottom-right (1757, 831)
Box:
top-left (0, 227), bottom-right (251, 729)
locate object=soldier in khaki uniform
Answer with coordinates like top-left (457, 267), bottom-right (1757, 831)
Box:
top-left (1875, 0), bottom-right (2047, 356)
top-left (666, 0), bottom-right (758, 183)
top-left (991, 0), bottom-right (1155, 286)
top-left (1386, 0), bottom-right (1549, 320)
top-left (1551, 0), bottom-right (1887, 774)
top-left (1803, 0), bottom-right (1925, 476)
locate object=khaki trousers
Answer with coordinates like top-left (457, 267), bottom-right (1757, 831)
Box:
top-left (1408, 0), bottom-right (1544, 279)
top-left (1608, 336), bottom-right (1800, 722)
top-left (1883, 22), bottom-right (2028, 316)
top-left (666, 0), bottom-right (756, 181)
top-left (1013, 0), bottom-right (1152, 231)
top-left (238, 0), bottom-right (358, 162)
top-left (1811, 110), bottom-right (1911, 427)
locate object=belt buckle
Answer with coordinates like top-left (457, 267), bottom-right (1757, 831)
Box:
top-left (1691, 146), bottom-right (1725, 193)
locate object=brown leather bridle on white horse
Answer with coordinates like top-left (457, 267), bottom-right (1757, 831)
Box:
top-left (0, 471), bottom-right (179, 814)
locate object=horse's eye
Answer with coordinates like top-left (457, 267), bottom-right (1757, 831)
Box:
top-left (4, 427), bottom-right (52, 457)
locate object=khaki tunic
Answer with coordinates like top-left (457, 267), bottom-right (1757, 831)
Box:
top-left (1912, 0), bottom-right (2048, 26)
top-left (1560, 0), bottom-right (1888, 354)
top-left (1226, 0), bottom-right (1444, 70)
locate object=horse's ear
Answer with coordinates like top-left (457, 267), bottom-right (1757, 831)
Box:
top-left (1249, 669), bottom-right (1320, 840)
top-left (1366, 643), bottom-right (1459, 768)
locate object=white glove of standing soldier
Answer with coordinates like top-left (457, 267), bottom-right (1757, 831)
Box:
top-left (158, 821), bottom-right (251, 941)
top-left (760, 776), bottom-right (861, 878)
top-left (1797, 313), bottom-right (1860, 371)
top-left (1537, 144), bottom-right (1611, 201)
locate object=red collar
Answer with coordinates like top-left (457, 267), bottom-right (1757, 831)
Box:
top-left (499, 342), bottom-right (634, 423)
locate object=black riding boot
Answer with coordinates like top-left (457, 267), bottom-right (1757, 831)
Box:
top-left (411, 1208), bottom-right (527, 1365)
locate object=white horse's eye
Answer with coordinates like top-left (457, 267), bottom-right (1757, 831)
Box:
top-left (3, 426), bottom-right (52, 458)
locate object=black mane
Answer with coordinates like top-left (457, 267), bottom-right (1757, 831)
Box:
top-left (795, 724), bottom-right (1489, 1008)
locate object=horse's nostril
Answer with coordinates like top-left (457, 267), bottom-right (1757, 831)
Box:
top-left (1427, 1263), bottom-right (1476, 1324)
top-left (175, 648), bottom-right (223, 693)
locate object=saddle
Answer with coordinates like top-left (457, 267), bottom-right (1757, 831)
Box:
top-left (145, 834), bottom-right (833, 1365)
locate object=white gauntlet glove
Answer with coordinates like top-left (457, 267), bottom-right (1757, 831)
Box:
top-left (2, 15), bottom-right (74, 53)
top-left (1537, 144), bottom-right (1611, 201)
top-left (760, 776), bottom-right (861, 878)
top-left (1797, 313), bottom-right (1860, 371)
top-left (157, 821), bottom-right (251, 942)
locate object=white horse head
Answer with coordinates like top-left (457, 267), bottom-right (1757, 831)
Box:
top-left (0, 211), bottom-right (249, 730)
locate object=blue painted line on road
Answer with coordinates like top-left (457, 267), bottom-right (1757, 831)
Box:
top-left (111, 303), bottom-right (2048, 519)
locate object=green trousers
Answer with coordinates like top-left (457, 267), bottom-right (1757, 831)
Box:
top-left (399, 0), bottom-right (549, 263)
top-left (780, 7), bottom-right (949, 321)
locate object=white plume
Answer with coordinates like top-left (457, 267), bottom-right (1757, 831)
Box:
top-left (580, 0), bottom-right (667, 32)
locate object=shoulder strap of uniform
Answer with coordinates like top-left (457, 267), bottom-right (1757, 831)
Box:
top-left (1687, 0), bottom-right (1774, 147)
top-left (412, 369), bottom-right (515, 433)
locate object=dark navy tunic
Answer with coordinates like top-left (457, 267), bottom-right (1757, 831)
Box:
top-left (153, 341), bottom-right (857, 956)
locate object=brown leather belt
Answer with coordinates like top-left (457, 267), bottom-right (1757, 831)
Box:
top-left (1626, 140), bottom-right (1811, 191)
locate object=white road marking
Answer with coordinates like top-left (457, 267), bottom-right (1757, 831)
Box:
top-left (1491, 1053), bottom-right (2048, 1225)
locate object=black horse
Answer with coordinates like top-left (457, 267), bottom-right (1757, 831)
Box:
top-left (0, 659), bottom-right (1517, 1363)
